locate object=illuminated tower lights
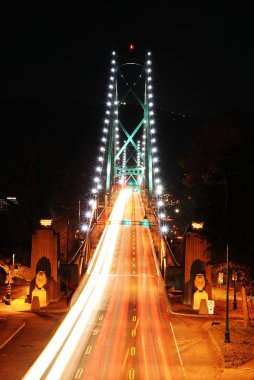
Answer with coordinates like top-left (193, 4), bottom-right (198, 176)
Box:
top-left (145, 51), bottom-right (169, 234)
top-left (119, 144), bottom-right (127, 185)
top-left (83, 50), bottom-right (169, 234)
top-left (83, 51), bottom-right (117, 231)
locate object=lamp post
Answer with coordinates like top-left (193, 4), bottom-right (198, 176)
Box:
top-left (66, 219), bottom-right (70, 297)
top-left (12, 253), bottom-right (16, 268)
top-left (225, 244), bottom-right (230, 343)
top-left (232, 270), bottom-right (237, 310)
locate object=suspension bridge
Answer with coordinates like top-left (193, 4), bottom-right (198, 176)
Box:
top-left (23, 47), bottom-right (185, 380)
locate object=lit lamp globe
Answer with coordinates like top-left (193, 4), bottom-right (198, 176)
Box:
top-left (40, 219), bottom-right (53, 228)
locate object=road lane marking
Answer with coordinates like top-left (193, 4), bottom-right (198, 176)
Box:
top-left (93, 328), bottom-right (99, 335)
top-left (129, 368), bottom-right (135, 379)
top-left (134, 318), bottom-right (139, 331)
top-left (132, 316), bottom-right (136, 322)
top-left (130, 347), bottom-right (136, 356)
top-left (121, 348), bottom-right (129, 372)
top-left (132, 317), bottom-right (139, 336)
top-left (74, 368), bottom-right (84, 378)
top-left (170, 321), bottom-right (188, 379)
top-left (85, 345), bottom-right (92, 355)
top-left (99, 314), bottom-right (104, 321)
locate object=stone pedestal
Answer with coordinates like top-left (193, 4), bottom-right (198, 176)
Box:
top-left (32, 288), bottom-right (47, 308)
top-left (193, 290), bottom-right (208, 310)
top-left (199, 298), bottom-right (208, 314)
top-left (30, 228), bottom-right (61, 303)
top-left (183, 232), bottom-right (212, 305)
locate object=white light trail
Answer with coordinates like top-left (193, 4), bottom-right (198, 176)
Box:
top-left (23, 189), bottom-right (131, 380)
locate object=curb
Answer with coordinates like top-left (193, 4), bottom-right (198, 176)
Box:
top-left (36, 308), bottom-right (69, 314)
top-left (0, 321), bottom-right (26, 350)
top-left (165, 291), bottom-right (217, 318)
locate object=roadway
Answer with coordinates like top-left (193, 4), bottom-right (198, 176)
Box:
top-left (23, 188), bottom-right (186, 380)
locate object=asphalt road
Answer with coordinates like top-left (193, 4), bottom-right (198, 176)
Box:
top-left (0, 189), bottom-right (225, 380)
top-left (68, 190), bottom-right (186, 380)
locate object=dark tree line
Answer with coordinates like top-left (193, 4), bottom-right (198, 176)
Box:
top-left (178, 111), bottom-right (254, 274)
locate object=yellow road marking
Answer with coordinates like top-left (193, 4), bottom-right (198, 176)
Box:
top-left (121, 348), bottom-right (129, 372)
top-left (129, 368), bottom-right (135, 379)
top-left (130, 347), bottom-right (136, 356)
top-left (132, 316), bottom-right (136, 322)
top-left (131, 317), bottom-right (139, 337)
top-left (134, 318), bottom-right (139, 331)
top-left (74, 368), bottom-right (84, 378)
top-left (93, 328), bottom-right (99, 335)
top-left (85, 345), bottom-right (92, 355)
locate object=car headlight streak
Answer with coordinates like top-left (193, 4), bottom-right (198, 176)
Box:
top-left (23, 189), bottom-right (131, 380)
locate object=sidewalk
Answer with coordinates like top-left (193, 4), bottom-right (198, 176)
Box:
top-left (0, 295), bottom-right (69, 350)
top-left (168, 290), bottom-right (254, 380)
top-left (167, 286), bottom-right (254, 319)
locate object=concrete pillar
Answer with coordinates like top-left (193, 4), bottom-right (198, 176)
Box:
top-left (30, 227), bottom-right (61, 303)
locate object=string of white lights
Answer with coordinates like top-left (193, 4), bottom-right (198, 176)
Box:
top-left (82, 51), bottom-right (118, 233)
top-left (145, 51), bottom-right (169, 234)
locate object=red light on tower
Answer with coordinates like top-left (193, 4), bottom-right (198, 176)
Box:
top-left (129, 43), bottom-right (135, 52)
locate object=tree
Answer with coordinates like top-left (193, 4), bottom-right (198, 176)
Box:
top-left (178, 112), bottom-right (254, 273)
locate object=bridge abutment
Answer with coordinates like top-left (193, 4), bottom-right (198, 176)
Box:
top-left (183, 231), bottom-right (212, 306)
top-left (29, 223), bottom-right (61, 306)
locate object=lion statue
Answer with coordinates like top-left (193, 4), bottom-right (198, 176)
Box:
top-left (194, 273), bottom-right (205, 292)
top-left (35, 271), bottom-right (47, 290)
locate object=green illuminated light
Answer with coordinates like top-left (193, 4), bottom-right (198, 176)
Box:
top-left (123, 220), bottom-right (131, 226)
top-left (140, 220), bottom-right (149, 226)
top-left (129, 181), bottom-right (138, 186)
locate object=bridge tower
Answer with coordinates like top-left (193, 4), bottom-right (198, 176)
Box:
top-left (104, 47), bottom-right (157, 202)
top-left (78, 47), bottom-right (171, 279)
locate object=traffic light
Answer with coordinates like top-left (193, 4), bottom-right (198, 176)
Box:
top-left (122, 220), bottom-right (131, 226)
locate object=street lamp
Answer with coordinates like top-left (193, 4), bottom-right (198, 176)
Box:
top-left (12, 253), bottom-right (16, 268)
top-left (66, 219), bottom-right (70, 297)
top-left (225, 244), bottom-right (230, 343)
top-left (232, 270), bottom-right (238, 310)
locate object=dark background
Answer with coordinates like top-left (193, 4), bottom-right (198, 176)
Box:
top-left (0, 6), bottom-right (254, 267)
top-left (1, 6), bottom-right (253, 191)
top-left (1, 7), bottom-right (254, 114)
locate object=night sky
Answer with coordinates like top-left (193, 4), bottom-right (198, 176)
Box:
top-left (1, 6), bottom-right (254, 199)
top-left (1, 6), bottom-right (254, 117)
